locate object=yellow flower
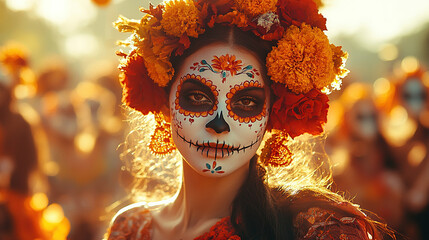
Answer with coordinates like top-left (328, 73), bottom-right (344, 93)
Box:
top-left (331, 44), bottom-right (348, 78)
top-left (234, 0), bottom-right (277, 18)
top-left (129, 14), bottom-right (177, 87)
top-left (266, 24), bottom-right (335, 94)
top-left (327, 44), bottom-right (349, 93)
top-left (161, 0), bottom-right (203, 38)
top-left (141, 34), bottom-right (175, 87)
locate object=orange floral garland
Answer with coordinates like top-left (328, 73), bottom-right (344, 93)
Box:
top-left (114, 0), bottom-right (348, 147)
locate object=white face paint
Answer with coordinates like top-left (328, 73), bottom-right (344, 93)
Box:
top-left (402, 78), bottom-right (427, 116)
top-left (350, 100), bottom-right (378, 140)
top-left (169, 43), bottom-right (270, 177)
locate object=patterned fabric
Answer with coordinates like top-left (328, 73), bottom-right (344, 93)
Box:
top-left (106, 203), bottom-right (378, 240)
top-left (294, 207), bottom-right (376, 240)
top-left (194, 217), bottom-right (240, 240)
top-left (106, 206), bottom-right (240, 240)
top-left (107, 207), bottom-right (152, 240)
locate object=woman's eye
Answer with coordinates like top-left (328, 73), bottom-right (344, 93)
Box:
top-left (187, 91), bottom-right (212, 105)
top-left (229, 87), bottom-right (265, 118)
top-left (233, 97), bottom-right (257, 109)
top-left (238, 98), bottom-right (256, 107)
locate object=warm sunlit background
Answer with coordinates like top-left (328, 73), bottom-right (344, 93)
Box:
top-left (2, 0), bottom-right (429, 82)
top-left (1, 0), bottom-right (429, 239)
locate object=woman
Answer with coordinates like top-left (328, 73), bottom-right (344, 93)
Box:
top-left (106, 0), bottom-right (392, 239)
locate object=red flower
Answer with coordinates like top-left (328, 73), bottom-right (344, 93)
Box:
top-left (119, 52), bottom-right (168, 115)
top-left (276, 0), bottom-right (327, 30)
top-left (194, 217), bottom-right (240, 240)
top-left (269, 83), bottom-right (329, 138)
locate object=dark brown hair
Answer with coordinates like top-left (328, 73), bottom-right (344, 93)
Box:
top-left (167, 25), bottom-right (395, 240)
top-left (170, 26), bottom-right (293, 239)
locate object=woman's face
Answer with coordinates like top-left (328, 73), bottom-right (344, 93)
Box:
top-left (169, 43), bottom-right (270, 177)
top-left (401, 78), bottom-right (427, 116)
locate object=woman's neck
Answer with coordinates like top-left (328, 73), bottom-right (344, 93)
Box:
top-left (154, 159), bottom-right (249, 238)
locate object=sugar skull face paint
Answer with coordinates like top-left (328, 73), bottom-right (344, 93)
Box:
top-left (169, 43), bottom-right (270, 177)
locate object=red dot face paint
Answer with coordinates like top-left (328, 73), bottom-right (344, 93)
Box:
top-left (170, 43), bottom-right (270, 177)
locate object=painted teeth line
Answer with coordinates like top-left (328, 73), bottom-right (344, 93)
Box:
top-left (176, 130), bottom-right (260, 156)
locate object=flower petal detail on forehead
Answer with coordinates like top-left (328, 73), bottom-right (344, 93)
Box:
top-left (212, 54), bottom-right (242, 76)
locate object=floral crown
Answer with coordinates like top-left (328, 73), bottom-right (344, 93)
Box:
top-left (115, 0), bottom-right (348, 165)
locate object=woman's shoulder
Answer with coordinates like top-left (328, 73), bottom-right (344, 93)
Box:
top-left (292, 202), bottom-right (378, 240)
top-left (105, 202), bottom-right (153, 240)
top-left (275, 189), bottom-right (385, 240)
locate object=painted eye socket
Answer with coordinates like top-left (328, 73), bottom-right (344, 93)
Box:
top-left (186, 90), bottom-right (212, 105)
top-left (226, 81), bottom-right (267, 123)
top-left (230, 88), bottom-right (264, 118)
top-left (232, 96), bottom-right (258, 109)
top-left (175, 74), bottom-right (218, 117)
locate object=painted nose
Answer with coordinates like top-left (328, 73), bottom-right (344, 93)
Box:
top-left (206, 111), bottom-right (230, 134)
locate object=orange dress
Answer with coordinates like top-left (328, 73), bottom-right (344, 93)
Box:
top-left (106, 200), bottom-right (379, 240)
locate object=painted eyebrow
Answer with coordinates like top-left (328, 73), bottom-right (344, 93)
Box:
top-left (180, 77), bottom-right (217, 101)
top-left (181, 77), bottom-right (206, 87)
top-left (231, 87), bottom-right (265, 98)
top-left (180, 78), bottom-right (214, 94)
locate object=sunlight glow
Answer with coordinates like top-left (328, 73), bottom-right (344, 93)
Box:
top-left (34, 0), bottom-right (96, 34)
top-left (65, 34), bottom-right (99, 58)
top-left (321, 0), bottom-right (429, 48)
top-left (5, 0), bottom-right (35, 11)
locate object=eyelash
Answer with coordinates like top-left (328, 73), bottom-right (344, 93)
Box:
top-left (186, 90), bottom-right (212, 105)
top-left (233, 96), bottom-right (258, 109)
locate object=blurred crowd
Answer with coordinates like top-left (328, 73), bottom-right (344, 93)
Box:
top-left (2, 45), bottom-right (429, 240)
top-left (326, 59), bottom-right (429, 239)
top-left (1, 1), bottom-right (429, 240)
top-left (0, 42), bottom-right (127, 239)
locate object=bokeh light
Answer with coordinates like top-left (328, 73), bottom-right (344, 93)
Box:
top-left (378, 43), bottom-right (398, 61)
top-left (401, 56), bottom-right (420, 73)
top-left (30, 192), bottom-right (49, 211)
top-left (373, 77), bottom-right (391, 96)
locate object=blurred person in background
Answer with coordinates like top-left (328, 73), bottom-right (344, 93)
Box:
top-left (0, 43), bottom-right (73, 240)
top-left (376, 63), bottom-right (429, 240)
top-left (0, 80), bottom-right (69, 239)
top-left (326, 82), bottom-right (404, 233)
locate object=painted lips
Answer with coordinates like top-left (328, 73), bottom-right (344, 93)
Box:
top-left (176, 130), bottom-right (260, 159)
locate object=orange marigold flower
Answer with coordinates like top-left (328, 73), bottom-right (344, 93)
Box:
top-left (211, 54), bottom-right (243, 75)
top-left (161, 0), bottom-right (204, 38)
top-left (266, 24), bottom-right (334, 94)
top-left (139, 15), bottom-right (178, 86)
top-left (215, 10), bottom-right (249, 28)
top-left (331, 45), bottom-right (348, 77)
top-left (234, 0), bottom-right (277, 17)
top-left (328, 44), bottom-right (348, 92)
top-left (142, 44), bottom-right (175, 87)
